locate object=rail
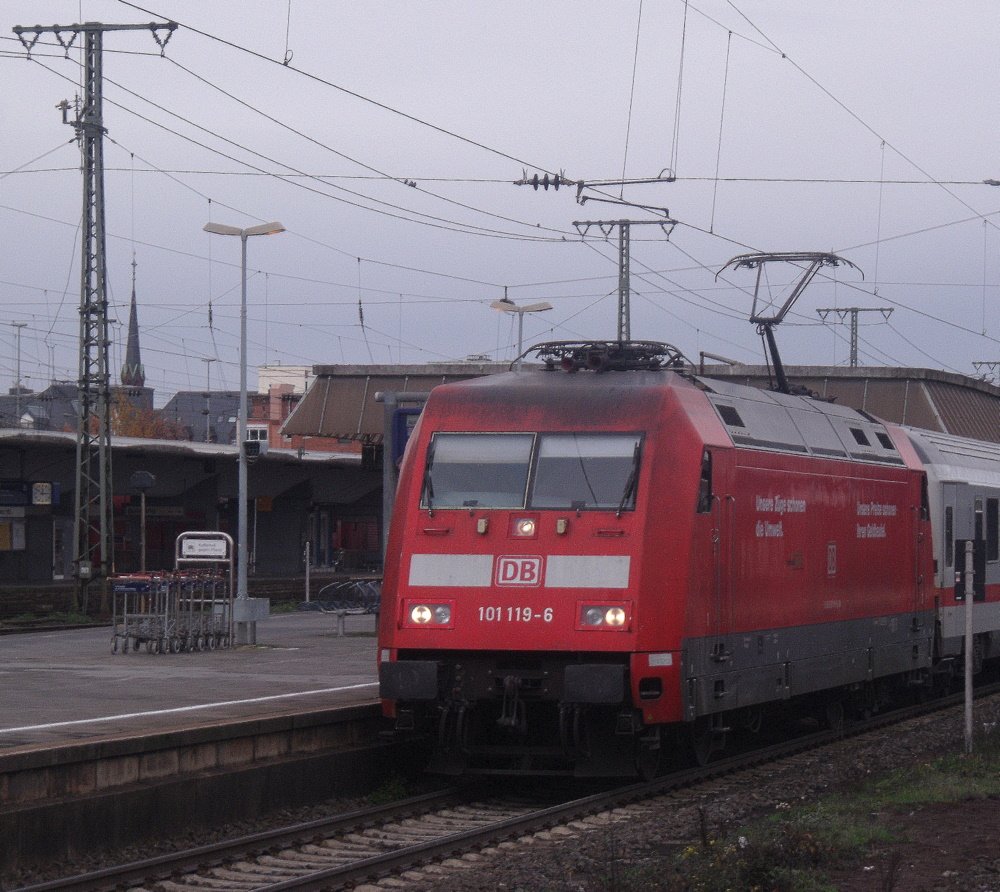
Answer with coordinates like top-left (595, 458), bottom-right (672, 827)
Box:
top-left (17, 681), bottom-right (1000, 892)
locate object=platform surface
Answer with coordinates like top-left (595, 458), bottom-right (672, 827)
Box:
top-left (0, 611), bottom-right (379, 753)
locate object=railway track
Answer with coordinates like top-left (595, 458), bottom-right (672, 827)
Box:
top-left (16, 682), bottom-right (1000, 892)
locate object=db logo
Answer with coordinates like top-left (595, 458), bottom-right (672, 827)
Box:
top-left (496, 555), bottom-right (543, 586)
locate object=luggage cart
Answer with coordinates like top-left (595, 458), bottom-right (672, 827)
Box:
top-left (110, 533), bottom-right (235, 655)
top-left (111, 573), bottom-right (175, 654)
top-left (175, 569), bottom-right (230, 651)
top-left (174, 532), bottom-right (235, 650)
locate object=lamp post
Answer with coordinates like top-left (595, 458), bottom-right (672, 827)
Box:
top-left (129, 470), bottom-right (156, 572)
top-left (203, 221), bottom-right (285, 612)
top-left (490, 294), bottom-right (553, 371)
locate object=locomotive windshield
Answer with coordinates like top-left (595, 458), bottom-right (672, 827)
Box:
top-left (530, 433), bottom-right (642, 510)
top-left (421, 433), bottom-right (533, 508)
top-left (420, 431), bottom-right (642, 511)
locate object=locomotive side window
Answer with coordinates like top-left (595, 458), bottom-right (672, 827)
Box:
top-left (696, 450), bottom-right (713, 513)
top-left (421, 433), bottom-right (533, 508)
top-left (529, 433), bottom-right (643, 510)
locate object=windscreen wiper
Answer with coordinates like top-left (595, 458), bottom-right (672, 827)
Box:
top-left (616, 441), bottom-right (642, 518)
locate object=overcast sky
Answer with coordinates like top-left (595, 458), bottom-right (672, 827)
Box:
top-left (2, 1), bottom-right (998, 406)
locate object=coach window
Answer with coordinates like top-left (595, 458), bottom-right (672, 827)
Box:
top-left (944, 506), bottom-right (954, 569)
top-left (530, 433), bottom-right (642, 510)
top-left (421, 433), bottom-right (533, 509)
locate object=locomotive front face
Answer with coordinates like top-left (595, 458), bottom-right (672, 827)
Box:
top-left (377, 371), bottom-right (696, 774)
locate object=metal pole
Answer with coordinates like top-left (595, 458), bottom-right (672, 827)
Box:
top-left (12, 323), bottom-right (26, 422)
top-left (964, 540), bottom-right (974, 754)
top-left (304, 540), bottom-right (311, 603)
top-left (238, 234), bottom-right (248, 602)
top-left (202, 357), bottom-right (215, 442)
top-left (515, 311), bottom-right (524, 372)
top-left (140, 490), bottom-right (147, 573)
top-left (203, 220), bottom-right (283, 645)
top-left (252, 493), bottom-right (258, 575)
top-left (617, 222), bottom-right (630, 341)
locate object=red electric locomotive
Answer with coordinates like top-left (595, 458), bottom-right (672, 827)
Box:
top-left (378, 341), bottom-right (1000, 776)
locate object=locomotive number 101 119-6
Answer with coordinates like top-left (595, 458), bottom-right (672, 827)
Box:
top-left (478, 606), bottom-right (554, 623)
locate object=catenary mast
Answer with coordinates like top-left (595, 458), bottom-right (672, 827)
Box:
top-left (13, 21), bottom-right (177, 610)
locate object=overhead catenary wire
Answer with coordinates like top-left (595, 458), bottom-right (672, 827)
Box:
top-left (619, 0), bottom-right (644, 199)
top-left (1, 4), bottom-right (992, 380)
top-left (7, 165), bottom-right (998, 188)
top-left (667, 0), bottom-right (691, 178)
top-left (723, 0), bottom-right (1000, 236)
top-left (97, 72), bottom-right (572, 243)
top-left (116, 0), bottom-right (567, 178)
top-left (101, 139), bottom-right (515, 289)
top-left (872, 141), bottom-right (886, 296)
top-left (25, 56), bottom-right (573, 244)
top-left (709, 30), bottom-right (733, 234)
top-left (164, 56), bottom-right (573, 240)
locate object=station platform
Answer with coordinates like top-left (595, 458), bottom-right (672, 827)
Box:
top-left (0, 610), bottom-right (379, 753)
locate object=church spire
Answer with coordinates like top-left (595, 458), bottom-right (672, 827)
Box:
top-left (120, 254), bottom-right (145, 388)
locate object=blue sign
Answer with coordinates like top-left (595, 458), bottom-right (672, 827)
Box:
top-left (391, 407), bottom-right (422, 465)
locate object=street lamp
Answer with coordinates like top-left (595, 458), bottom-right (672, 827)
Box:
top-left (490, 296), bottom-right (553, 371)
top-left (202, 221), bottom-right (285, 610)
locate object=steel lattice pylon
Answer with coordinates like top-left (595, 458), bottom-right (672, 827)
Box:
top-left (73, 27), bottom-right (113, 608)
top-left (14, 20), bottom-right (177, 610)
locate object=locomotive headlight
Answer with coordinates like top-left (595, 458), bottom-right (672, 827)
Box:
top-left (514, 517), bottom-right (536, 537)
top-left (404, 600), bottom-right (455, 628)
top-left (577, 601), bottom-right (631, 631)
top-left (604, 607), bottom-right (626, 627)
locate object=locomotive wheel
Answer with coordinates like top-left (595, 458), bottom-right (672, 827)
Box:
top-left (691, 723), bottom-right (713, 766)
top-left (558, 706), bottom-right (586, 754)
top-left (973, 635), bottom-right (986, 675)
top-left (737, 706), bottom-right (763, 735)
top-left (689, 717), bottom-right (724, 767)
top-left (634, 727), bottom-right (662, 780)
top-left (824, 699), bottom-right (845, 733)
